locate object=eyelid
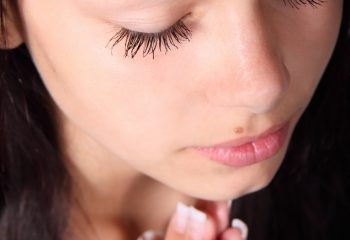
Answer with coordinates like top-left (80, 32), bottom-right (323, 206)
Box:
top-left (120, 13), bottom-right (191, 34)
top-left (106, 15), bottom-right (192, 59)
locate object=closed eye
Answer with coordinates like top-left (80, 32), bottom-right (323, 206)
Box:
top-left (106, 16), bottom-right (192, 59)
top-left (106, 0), bottom-right (325, 59)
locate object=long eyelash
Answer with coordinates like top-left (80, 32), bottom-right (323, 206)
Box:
top-left (107, 0), bottom-right (323, 59)
top-left (283, 0), bottom-right (325, 9)
top-left (106, 20), bottom-right (192, 59)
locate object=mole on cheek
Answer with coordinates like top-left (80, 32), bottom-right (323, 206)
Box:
top-left (234, 127), bottom-right (244, 135)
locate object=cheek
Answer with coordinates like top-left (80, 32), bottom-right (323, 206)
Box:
top-left (20, 0), bottom-right (195, 168)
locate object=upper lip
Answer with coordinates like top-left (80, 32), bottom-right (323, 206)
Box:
top-left (198, 121), bottom-right (289, 148)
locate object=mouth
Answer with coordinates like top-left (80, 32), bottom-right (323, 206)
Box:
top-left (190, 121), bottom-right (290, 167)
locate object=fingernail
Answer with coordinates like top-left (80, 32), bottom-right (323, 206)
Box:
top-left (231, 218), bottom-right (248, 240)
top-left (188, 206), bottom-right (207, 240)
top-left (175, 202), bottom-right (190, 234)
top-left (137, 230), bottom-right (163, 240)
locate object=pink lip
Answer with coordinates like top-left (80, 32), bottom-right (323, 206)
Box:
top-left (191, 122), bottom-right (290, 167)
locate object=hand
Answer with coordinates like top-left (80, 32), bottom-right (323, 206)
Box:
top-left (137, 200), bottom-right (248, 240)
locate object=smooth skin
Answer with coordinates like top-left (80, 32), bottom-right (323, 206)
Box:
top-left (3, 0), bottom-right (343, 239)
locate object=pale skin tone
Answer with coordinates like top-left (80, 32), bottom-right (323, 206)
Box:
top-left (3, 0), bottom-right (343, 239)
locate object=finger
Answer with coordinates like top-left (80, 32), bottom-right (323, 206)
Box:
top-left (219, 228), bottom-right (243, 240)
top-left (194, 200), bottom-right (230, 234)
top-left (231, 218), bottom-right (248, 240)
top-left (137, 230), bottom-right (164, 240)
top-left (164, 202), bottom-right (217, 240)
top-left (218, 218), bottom-right (249, 240)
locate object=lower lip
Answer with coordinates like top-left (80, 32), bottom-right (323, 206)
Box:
top-left (192, 123), bottom-right (290, 167)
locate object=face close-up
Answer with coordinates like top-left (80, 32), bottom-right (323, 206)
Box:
top-left (16, 0), bottom-right (343, 201)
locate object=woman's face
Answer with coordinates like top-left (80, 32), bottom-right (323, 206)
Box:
top-left (17, 0), bottom-right (342, 200)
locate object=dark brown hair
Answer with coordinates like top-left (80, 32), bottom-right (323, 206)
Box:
top-left (1, 1), bottom-right (349, 240)
top-left (0, 1), bottom-right (71, 240)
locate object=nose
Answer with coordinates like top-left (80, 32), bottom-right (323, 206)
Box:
top-left (203, 3), bottom-right (289, 113)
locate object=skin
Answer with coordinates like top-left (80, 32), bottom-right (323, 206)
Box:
top-left (4, 0), bottom-right (343, 239)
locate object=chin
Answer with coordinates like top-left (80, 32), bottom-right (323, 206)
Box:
top-left (183, 174), bottom-right (275, 202)
top-left (185, 161), bottom-right (281, 201)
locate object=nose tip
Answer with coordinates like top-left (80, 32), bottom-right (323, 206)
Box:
top-left (240, 60), bottom-right (290, 113)
top-left (242, 77), bottom-right (288, 114)
top-left (204, 59), bottom-right (290, 114)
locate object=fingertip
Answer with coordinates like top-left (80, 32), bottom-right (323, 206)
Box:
top-left (195, 201), bottom-right (229, 234)
top-left (165, 202), bottom-right (216, 240)
top-left (231, 218), bottom-right (248, 239)
top-left (200, 213), bottom-right (217, 240)
top-left (188, 206), bottom-right (218, 240)
top-left (137, 230), bottom-right (163, 240)
top-left (220, 228), bottom-right (244, 240)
